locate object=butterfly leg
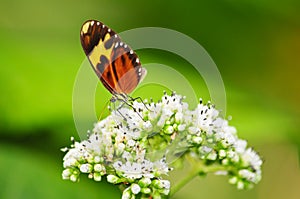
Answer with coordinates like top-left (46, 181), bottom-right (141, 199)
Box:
top-left (128, 96), bottom-right (151, 111)
top-left (116, 103), bottom-right (128, 122)
top-left (110, 97), bottom-right (128, 121)
top-left (118, 98), bottom-right (145, 122)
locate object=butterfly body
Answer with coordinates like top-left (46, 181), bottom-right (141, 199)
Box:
top-left (80, 20), bottom-right (146, 96)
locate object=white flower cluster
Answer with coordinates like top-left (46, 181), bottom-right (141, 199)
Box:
top-left (62, 92), bottom-right (262, 198)
top-left (185, 100), bottom-right (263, 189)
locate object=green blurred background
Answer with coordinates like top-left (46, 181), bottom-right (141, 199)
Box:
top-left (0, 0), bottom-right (299, 198)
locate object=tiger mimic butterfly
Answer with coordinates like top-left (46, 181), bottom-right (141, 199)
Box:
top-left (80, 20), bottom-right (147, 103)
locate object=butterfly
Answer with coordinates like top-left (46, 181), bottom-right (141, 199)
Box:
top-left (80, 20), bottom-right (147, 101)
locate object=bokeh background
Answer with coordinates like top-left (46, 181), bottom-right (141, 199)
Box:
top-left (0, 0), bottom-right (299, 198)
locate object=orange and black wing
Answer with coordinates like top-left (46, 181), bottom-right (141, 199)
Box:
top-left (80, 20), bottom-right (146, 94)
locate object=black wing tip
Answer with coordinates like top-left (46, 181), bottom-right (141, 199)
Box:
top-left (82, 19), bottom-right (102, 26)
top-left (80, 19), bottom-right (107, 36)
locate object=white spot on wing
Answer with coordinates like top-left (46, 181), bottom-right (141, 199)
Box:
top-left (138, 68), bottom-right (142, 72)
top-left (138, 68), bottom-right (147, 83)
top-left (102, 24), bottom-right (105, 28)
top-left (115, 42), bottom-right (119, 48)
top-left (91, 21), bottom-right (94, 26)
top-left (120, 42), bottom-right (123, 46)
top-left (124, 44), bottom-right (127, 48)
top-left (136, 58), bottom-right (140, 63)
top-left (130, 50), bottom-right (133, 54)
top-left (115, 35), bottom-right (117, 38)
top-left (96, 21), bottom-right (100, 25)
top-left (108, 28), bottom-right (111, 32)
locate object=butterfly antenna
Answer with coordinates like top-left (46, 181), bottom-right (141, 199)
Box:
top-left (98, 100), bottom-right (110, 121)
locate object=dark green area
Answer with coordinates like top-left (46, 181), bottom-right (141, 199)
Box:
top-left (0, 0), bottom-right (299, 198)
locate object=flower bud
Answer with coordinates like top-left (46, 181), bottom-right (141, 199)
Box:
top-left (121, 188), bottom-right (131, 199)
top-left (138, 178), bottom-right (152, 187)
top-left (165, 126), bottom-right (174, 134)
top-left (94, 164), bottom-right (104, 172)
top-left (237, 181), bottom-right (244, 190)
top-left (107, 175), bottom-right (119, 184)
top-left (192, 136), bottom-right (202, 144)
top-left (141, 187), bottom-right (151, 194)
top-left (70, 174), bottom-right (78, 182)
top-left (219, 150), bottom-right (226, 158)
top-left (93, 172), bottom-right (102, 181)
top-left (79, 163), bottom-right (93, 173)
top-left (94, 156), bottom-right (103, 163)
top-left (207, 151), bottom-right (217, 160)
top-left (131, 184), bottom-right (141, 194)
top-left (229, 176), bottom-right (238, 184)
top-left (62, 169), bottom-right (72, 179)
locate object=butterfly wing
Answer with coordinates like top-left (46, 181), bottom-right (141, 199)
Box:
top-left (110, 40), bottom-right (147, 94)
top-left (80, 20), bottom-right (146, 94)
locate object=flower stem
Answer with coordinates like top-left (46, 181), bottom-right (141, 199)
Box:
top-left (169, 166), bottom-right (200, 196)
top-left (170, 156), bottom-right (228, 197)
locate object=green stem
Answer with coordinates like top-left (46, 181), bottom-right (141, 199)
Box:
top-left (170, 159), bottom-right (228, 197)
top-left (169, 166), bottom-right (200, 196)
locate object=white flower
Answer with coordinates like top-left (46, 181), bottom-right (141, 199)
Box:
top-left (153, 158), bottom-right (169, 175)
top-left (241, 148), bottom-right (263, 171)
top-left (235, 139), bottom-right (247, 154)
top-left (62, 91), bottom-right (263, 197)
top-left (188, 126), bottom-right (200, 135)
top-left (177, 124), bottom-right (186, 131)
top-left (63, 156), bottom-right (78, 168)
top-left (175, 112), bottom-right (184, 122)
top-left (200, 146), bottom-right (212, 154)
top-left (160, 180), bottom-right (171, 189)
top-left (127, 139), bottom-right (136, 147)
top-left (147, 102), bottom-right (162, 121)
top-left (143, 121), bottom-right (152, 131)
top-left (239, 169), bottom-right (256, 182)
